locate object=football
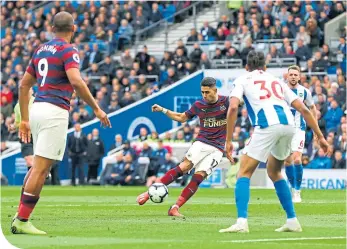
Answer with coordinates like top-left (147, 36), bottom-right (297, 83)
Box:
top-left (148, 183), bottom-right (169, 203)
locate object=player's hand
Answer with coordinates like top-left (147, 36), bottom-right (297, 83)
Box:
top-left (318, 136), bottom-right (333, 157)
top-left (152, 104), bottom-right (163, 112)
top-left (19, 121), bottom-right (31, 144)
top-left (94, 108), bottom-right (112, 128)
top-left (225, 141), bottom-right (235, 164)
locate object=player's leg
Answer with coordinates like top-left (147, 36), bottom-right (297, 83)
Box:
top-left (284, 154), bottom-right (295, 191)
top-left (292, 151), bottom-right (303, 202)
top-left (168, 171), bottom-right (206, 217)
top-left (137, 141), bottom-right (210, 205)
top-left (12, 155), bottom-right (54, 235)
top-left (267, 155), bottom-right (302, 232)
top-left (137, 158), bottom-right (193, 205)
top-left (16, 166), bottom-right (33, 216)
top-left (269, 127), bottom-right (302, 232)
top-left (220, 126), bottom-right (277, 233)
top-left (12, 103), bottom-right (69, 235)
top-left (219, 154), bottom-right (259, 233)
top-left (169, 149), bottom-right (223, 217)
top-left (156, 158), bottom-right (192, 184)
top-left (24, 155), bottom-right (34, 169)
top-left (286, 129), bottom-right (305, 202)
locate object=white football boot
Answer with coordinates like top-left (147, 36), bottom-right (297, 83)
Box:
top-left (292, 189), bottom-right (302, 203)
top-left (219, 218), bottom-right (249, 233)
top-left (275, 218), bottom-right (302, 232)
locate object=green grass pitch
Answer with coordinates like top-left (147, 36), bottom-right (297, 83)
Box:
top-left (1, 186), bottom-right (346, 249)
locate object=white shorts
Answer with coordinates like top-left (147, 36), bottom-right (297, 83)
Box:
top-left (291, 129), bottom-right (305, 153)
top-left (185, 141), bottom-right (223, 176)
top-left (242, 125), bottom-right (295, 163)
top-left (30, 102), bottom-right (69, 161)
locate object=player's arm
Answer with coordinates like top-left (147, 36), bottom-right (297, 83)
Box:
top-left (19, 72), bottom-right (36, 122)
top-left (305, 90), bottom-right (318, 122)
top-left (152, 104), bottom-right (188, 123)
top-left (67, 69), bottom-right (99, 110)
top-left (225, 78), bottom-right (244, 163)
top-left (226, 97), bottom-right (240, 142)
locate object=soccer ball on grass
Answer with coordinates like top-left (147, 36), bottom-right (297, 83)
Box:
top-left (148, 183), bottom-right (168, 203)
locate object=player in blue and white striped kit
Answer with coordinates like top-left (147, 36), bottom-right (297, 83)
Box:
top-left (220, 51), bottom-right (331, 233)
top-left (284, 65), bottom-right (317, 203)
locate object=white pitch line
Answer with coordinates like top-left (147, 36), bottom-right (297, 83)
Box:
top-left (221, 236), bottom-right (346, 243)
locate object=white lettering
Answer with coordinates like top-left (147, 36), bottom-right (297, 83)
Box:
top-left (37, 45), bottom-right (57, 55)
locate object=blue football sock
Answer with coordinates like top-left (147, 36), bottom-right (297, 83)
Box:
top-left (285, 165), bottom-right (295, 189)
top-left (274, 179), bottom-right (296, 219)
top-left (294, 164), bottom-right (303, 190)
top-left (235, 177), bottom-right (250, 218)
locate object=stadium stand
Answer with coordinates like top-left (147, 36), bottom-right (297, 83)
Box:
top-left (1, 1), bottom-right (346, 184)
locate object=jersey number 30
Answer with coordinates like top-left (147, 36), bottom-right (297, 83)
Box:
top-left (38, 58), bottom-right (48, 87)
top-left (254, 81), bottom-right (284, 100)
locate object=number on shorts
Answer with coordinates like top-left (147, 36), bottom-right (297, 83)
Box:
top-left (254, 80), bottom-right (284, 100)
top-left (299, 140), bottom-right (304, 148)
top-left (211, 159), bottom-right (219, 168)
top-left (38, 58), bottom-right (48, 87)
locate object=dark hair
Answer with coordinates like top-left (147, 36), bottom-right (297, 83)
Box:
top-left (246, 51), bottom-right (265, 71)
top-left (201, 77), bottom-right (216, 87)
top-left (288, 65), bottom-right (300, 72)
top-left (53, 11), bottom-right (74, 33)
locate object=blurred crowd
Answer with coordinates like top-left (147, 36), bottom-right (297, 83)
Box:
top-left (1, 1), bottom-right (346, 170)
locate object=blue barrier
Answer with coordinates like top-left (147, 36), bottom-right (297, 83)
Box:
top-left (1, 71), bottom-right (203, 185)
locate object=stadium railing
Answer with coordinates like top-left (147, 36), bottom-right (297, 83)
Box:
top-left (133, 1), bottom-right (218, 54)
top-left (184, 39), bottom-right (296, 60)
top-left (267, 58), bottom-right (297, 68)
top-left (211, 59), bottom-right (243, 69)
top-left (86, 74), bottom-right (159, 83)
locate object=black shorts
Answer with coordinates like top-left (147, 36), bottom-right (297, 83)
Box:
top-left (20, 140), bottom-right (33, 158)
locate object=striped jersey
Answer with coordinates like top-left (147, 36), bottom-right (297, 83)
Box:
top-left (185, 95), bottom-right (229, 151)
top-left (230, 70), bottom-right (298, 128)
top-left (289, 84), bottom-right (314, 130)
top-left (26, 38), bottom-right (80, 110)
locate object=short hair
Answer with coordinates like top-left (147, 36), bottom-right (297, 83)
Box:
top-left (53, 11), bottom-right (74, 33)
top-left (288, 65), bottom-right (300, 72)
top-left (201, 77), bottom-right (216, 87)
top-left (246, 51), bottom-right (265, 71)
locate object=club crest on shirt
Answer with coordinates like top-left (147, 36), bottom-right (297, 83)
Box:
top-left (220, 105), bottom-right (226, 111)
top-left (73, 53), bottom-right (80, 63)
top-left (299, 92), bottom-right (303, 97)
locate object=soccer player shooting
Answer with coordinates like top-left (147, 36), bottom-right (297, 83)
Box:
top-left (137, 77), bottom-right (229, 217)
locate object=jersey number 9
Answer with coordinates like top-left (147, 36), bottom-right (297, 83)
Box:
top-left (38, 58), bottom-right (48, 87)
